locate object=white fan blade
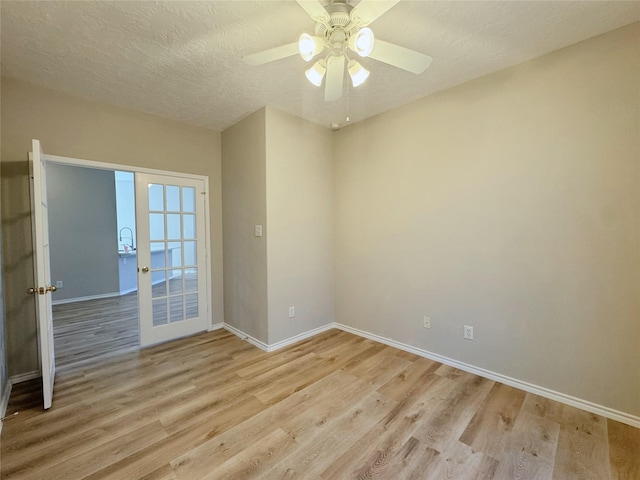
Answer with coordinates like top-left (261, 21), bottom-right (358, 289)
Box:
top-left (296, 0), bottom-right (330, 24)
top-left (324, 55), bottom-right (345, 102)
top-left (243, 42), bottom-right (299, 66)
top-left (350, 0), bottom-right (401, 27)
top-left (368, 39), bottom-right (433, 74)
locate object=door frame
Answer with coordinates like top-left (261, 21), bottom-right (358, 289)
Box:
top-left (39, 152), bottom-right (214, 333)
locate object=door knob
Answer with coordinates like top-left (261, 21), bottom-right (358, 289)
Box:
top-left (27, 287), bottom-right (49, 295)
top-left (141, 266), bottom-right (149, 273)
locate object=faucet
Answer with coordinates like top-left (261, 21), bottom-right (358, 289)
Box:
top-left (119, 227), bottom-right (135, 251)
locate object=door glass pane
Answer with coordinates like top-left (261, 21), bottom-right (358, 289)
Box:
top-left (152, 270), bottom-right (166, 298)
top-left (150, 243), bottom-right (166, 269)
top-left (166, 185), bottom-right (180, 212)
top-left (149, 214), bottom-right (165, 241)
top-left (168, 242), bottom-right (182, 267)
top-left (153, 299), bottom-right (168, 326)
top-left (169, 269), bottom-right (183, 294)
top-left (186, 294), bottom-right (198, 319)
top-left (170, 296), bottom-right (184, 322)
top-left (184, 268), bottom-right (197, 293)
top-left (167, 214), bottom-right (181, 240)
top-left (184, 241), bottom-right (196, 266)
top-left (183, 214), bottom-right (195, 239)
top-left (149, 184), bottom-right (164, 211)
top-left (182, 187), bottom-right (195, 213)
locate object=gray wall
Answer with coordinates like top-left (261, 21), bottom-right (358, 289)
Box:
top-left (333, 23), bottom-right (640, 417)
top-left (47, 163), bottom-right (119, 302)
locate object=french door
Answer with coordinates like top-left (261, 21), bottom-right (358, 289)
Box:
top-left (135, 173), bottom-right (208, 346)
top-left (28, 143), bottom-right (211, 410)
top-left (29, 139), bottom-right (56, 409)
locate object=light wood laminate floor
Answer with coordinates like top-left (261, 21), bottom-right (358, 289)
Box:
top-left (2, 329), bottom-right (638, 479)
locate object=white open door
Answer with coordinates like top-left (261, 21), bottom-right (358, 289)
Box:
top-left (135, 172), bottom-right (208, 346)
top-left (28, 139), bottom-right (56, 409)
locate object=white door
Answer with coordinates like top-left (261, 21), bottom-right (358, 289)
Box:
top-left (29, 139), bottom-right (56, 409)
top-left (135, 173), bottom-right (208, 346)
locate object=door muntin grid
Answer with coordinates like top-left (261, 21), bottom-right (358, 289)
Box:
top-left (149, 184), bottom-right (199, 326)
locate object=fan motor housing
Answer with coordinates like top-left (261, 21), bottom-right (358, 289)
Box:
top-left (315, 1), bottom-right (359, 42)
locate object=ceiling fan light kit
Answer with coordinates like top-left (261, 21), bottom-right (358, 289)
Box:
top-left (349, 27), bottom-right (375, 57)
top-left (297, 13), bottom-right (374, 91)
top-left (305, 59), bottom-right (327, 86)
top-left (298, 33), bottom-right (324, 62)
top-left (348, 60), bottom-right (370, 87)
top-left (244, 0), bottom-right (433, 102)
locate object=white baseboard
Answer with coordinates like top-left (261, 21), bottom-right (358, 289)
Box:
top-left (222, 323), bottom-right (336, 353)
top-left (268, 324), bottom-right (336, 351)
top-left (334, 323), bottom-right (640, 429)
top-left (220, 321), bottom-right (640, 427)
top-left (52, 292), bottom-right (120, 306)
top-left (0, 379), bottom-right (12, 435)
top-left (9, 370), bottom-right (41, 384)
top-left (208, 322), bottom-right (224, 331)
top-left (223, 324), bottom-right (270, 352)
top-left (2, 370), bottom-right (40, 434)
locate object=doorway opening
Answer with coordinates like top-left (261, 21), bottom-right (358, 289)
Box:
top-left (47, 164), bottom-right (140, 367)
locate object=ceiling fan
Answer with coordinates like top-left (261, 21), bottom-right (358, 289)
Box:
top-left (243, 0), bottom-right (433, 102)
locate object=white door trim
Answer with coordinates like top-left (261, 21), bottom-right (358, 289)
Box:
top-left (42, 152), bottom-right (208, 181)
top-left (39, 152), bottom-right (213, 331)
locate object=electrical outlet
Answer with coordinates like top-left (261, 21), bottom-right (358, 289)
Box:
top-left (288, 306), bottom-right (295, 318)
top-left (423, 316), bottom-right (431, 329)
top-left (55, 280), bottom-right (63, 288)
top-left (254, 225), bottom-right (263, 237)
top-left (464, 325), bottom-right (474, 340)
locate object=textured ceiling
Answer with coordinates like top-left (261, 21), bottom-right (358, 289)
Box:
top-left (1, 1), bottom-right (638, 131)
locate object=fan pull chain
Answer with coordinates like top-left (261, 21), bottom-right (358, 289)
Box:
top-left (346, 75), bottom-right (351, 124)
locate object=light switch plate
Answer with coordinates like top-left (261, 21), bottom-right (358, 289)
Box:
top-left (254, 225), bottom-right (263, 237)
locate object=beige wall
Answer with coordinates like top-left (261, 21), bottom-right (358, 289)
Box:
top-left (265, 108), bottom-right (334, 344)
top-left (1, 77), bottom-right (223, 376)
top-left (221, 109), bottom-right (268, 342)
top-left (0, 73), bottom-right (7, 396)
top-left (334, 23), bottom-right (640, 416)
top-left (0, 192), bottom-right (8, 407)
top-left (221, 108), bottom-right (335, 345)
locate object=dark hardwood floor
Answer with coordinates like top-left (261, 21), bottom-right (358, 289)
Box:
top-left (1, 299), bottom-right (638, 479)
